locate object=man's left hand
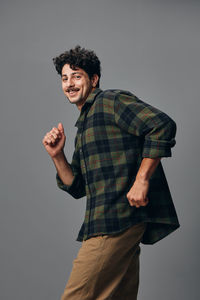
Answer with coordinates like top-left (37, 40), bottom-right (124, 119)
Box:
top-left (126, 179), bottom-right (149, 208)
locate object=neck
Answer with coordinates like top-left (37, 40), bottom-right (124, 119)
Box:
top-left (76, 87), bottom-right (96, 111)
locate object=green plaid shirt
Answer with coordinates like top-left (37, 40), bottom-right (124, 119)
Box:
top-left (57, 88), bottom-right (180, 244)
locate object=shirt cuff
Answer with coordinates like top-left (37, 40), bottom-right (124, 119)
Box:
top-left (56, 173), bottom-right (75, 192)
top-left (142, 138), bottom-right (176, 158)
top-left (56, 173), bottom-right (86, 199)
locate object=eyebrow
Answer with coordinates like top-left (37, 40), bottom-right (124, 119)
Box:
top-left (62, 71), bottom-right (83, 77)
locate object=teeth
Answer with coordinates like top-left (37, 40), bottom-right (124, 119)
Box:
top-left (69, 90), bottom-right (78, 93)
top-left (69, 90), bottom-right (79, 96)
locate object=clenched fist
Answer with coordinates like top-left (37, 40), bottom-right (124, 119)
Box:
top-left (126, 179), bottom-right (149, 208)
top-left (42, 123), bottom-right (66, 158)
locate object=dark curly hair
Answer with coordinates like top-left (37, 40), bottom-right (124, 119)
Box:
top-left (53, 45), bottom-right (101, 87)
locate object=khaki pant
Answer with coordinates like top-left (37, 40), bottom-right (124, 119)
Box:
top-left (61, 222), bottom-right (146, 300)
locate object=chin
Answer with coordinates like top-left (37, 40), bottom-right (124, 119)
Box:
top-left (69, 97), bottom-right (81, 104)
top-left (71, 96), bottom-right (81, 102)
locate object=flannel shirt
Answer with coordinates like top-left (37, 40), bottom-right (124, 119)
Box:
top-left (56, 88), bottom-right (180, 244)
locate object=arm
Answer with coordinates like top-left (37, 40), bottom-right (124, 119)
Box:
top-left (43, 123), bottom-right (86, 199)
top-left (42, 123), bottom-right (74, 186)
top-left (114, 92), bottom-right (177, 208)
top-left (52, 151), bottom-right (74, 186)
top-left (114, 92), bottom-right (177, 158)
top-left (127, 157), bottom-right (161, 207)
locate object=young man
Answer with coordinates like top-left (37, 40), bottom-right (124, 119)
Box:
top-left (43, 46), bottom-right (180, 300)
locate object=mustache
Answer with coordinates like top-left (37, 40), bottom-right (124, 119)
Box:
top-left (66, 88), bottom-right (80, 92)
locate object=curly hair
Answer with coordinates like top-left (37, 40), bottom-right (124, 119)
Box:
top-left (53, 45), bottom-right (101, 87)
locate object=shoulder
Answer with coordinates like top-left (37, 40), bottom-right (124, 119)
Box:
top-left (97, 89), bottom-right (137, 103)
top-left (93, 89), bottom-right (140, 114)
top-left (100, 89), bottom-right (135, 98)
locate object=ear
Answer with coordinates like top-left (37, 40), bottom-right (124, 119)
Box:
top-left (91, 74), bottom-right (99, 88)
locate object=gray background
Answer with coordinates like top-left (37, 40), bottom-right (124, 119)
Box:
top-left (1, 0), bottom-right (199, 299)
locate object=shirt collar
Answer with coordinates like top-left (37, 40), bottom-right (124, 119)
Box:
top-left (74, 88), bottom-right (102, 127)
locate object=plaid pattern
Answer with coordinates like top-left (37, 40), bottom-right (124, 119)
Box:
top-left (57, 88), bottom-right (180, 244)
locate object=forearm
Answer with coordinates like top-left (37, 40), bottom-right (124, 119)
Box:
top-left (52, 151), bottom-right (74, 186)
top-left (127, 157), bottom-right (161, 207)
top-left (136, 157), bottom-right (161, 182)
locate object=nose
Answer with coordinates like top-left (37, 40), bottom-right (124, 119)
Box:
top-left (66, 77), bottom-right (75, 87)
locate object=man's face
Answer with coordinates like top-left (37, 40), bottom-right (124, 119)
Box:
top-left (61, 64), bottom-right (98, 109)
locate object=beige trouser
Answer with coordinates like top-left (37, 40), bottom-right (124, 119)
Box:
top-left (60, 222), bottom-right (146, 300)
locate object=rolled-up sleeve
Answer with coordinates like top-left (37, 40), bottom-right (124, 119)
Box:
top-left (56, 137), bottom-right (86, 199)
top-left (114, 92), bottom-right (176, 158)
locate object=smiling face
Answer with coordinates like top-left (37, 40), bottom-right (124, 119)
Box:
top-left (61, 64), bottom-right (99, 110)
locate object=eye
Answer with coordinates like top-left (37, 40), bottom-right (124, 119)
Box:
top-left (75, 75), bottom-right (81, 79)
top-left (62, 78), bottom-right (67, 82)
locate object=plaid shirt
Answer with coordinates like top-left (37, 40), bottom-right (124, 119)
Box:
top-left (57, 88), bottom-right (180, 244)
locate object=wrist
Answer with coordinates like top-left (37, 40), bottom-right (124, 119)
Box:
top-left (135, 173), bottom-right (150, 183)
top-left (52, 150), bottom-right (65, 161)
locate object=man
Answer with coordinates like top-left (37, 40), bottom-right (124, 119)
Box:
top-left (43, 46), bottom-right (180, 299)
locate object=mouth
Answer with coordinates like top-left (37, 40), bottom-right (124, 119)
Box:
top-left (67, 88), bottom-right (80, 96)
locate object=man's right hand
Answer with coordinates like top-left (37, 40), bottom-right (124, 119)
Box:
top-left (42, 123), bottom-right (66, 158)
